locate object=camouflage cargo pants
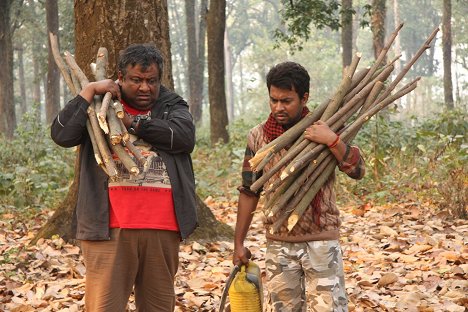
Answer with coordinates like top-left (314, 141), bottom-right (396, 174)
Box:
top-left (265, 239), bottom-right (347, 312)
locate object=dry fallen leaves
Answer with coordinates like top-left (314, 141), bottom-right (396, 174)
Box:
top-left (0, 199), bottom-right (467, 311)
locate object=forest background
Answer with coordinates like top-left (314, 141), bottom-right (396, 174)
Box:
top-left (0, 0), bottom-right (467, 311)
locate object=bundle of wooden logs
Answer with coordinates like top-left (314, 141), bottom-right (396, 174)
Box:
top-left (247, 24), bottom-right (439, 234)
top-left (49, 33), bottom-right (147, 179)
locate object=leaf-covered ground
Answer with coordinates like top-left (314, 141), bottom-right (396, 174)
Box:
top-left (0, 198), bottom-right (466, 312)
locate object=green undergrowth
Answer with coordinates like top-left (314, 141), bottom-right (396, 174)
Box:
top-left (0, 108), bottom-right (75, 223)
top-left (0, 108), bottom-right (466, 225)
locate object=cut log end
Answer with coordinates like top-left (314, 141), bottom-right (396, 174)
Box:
top-left (287, 213), bottom-right (299, 231)
top-left (111, 136), bottom-right (122, 145)
top-left (249, 147), bottom-right (274, 170)
top-left (130, 167), bottom-right (140, 176)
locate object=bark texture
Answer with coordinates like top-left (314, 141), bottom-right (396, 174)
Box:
top-left (341, 0), bottom-right (353, 69)
top-left (371, 0), bottom-right (386, 62)
top-left (46, 0), bottom-right (61, 124)
top-left (207, 0), bottom-right (229, 144)
top-left (0, 0), bottom-right (16, 138)
top-left (442, 0), bottom-right (454, 109)
top-left (74, 0), bottom-right (173, 87)
top-left (185, 0), bottom-right (207, 125)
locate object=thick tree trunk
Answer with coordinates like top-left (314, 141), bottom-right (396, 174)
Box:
top-left (0, 0), bottom-right (16, 139)
top-left (46, 0), bottom-right (61, 124)
top-left (34, 0), bottom-right (232, 243)
top-left (442, 0), bottom-right (454, 109)
top-left (207, 0), bottom-right (229, 144)
top-left (74, 0), bottom-right (173, 87)
top-left (341, 0), bottom-right (353, 69)
top-left (371, 0), bottom-right (386, 63)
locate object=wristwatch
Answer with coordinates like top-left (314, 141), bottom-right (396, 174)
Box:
top-left (128, 115), bottom-right (151, 135)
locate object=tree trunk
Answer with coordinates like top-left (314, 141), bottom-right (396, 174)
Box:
top-left (34, 0), bottom-right (232, 244)
top-left (185, 0), bottom-right (207, 125)
top-left (46, 0), bottom-right (61, 124)
top-left (32, 36), bottom-right (42, 106)
top-left (442, 0), bottom-right (454, 109)
top-left (74, 0), bottom-right (173, 87)
top-left (392, 0), bottom-right (401, 73)
top-left (225, 31), bottom-right (234, 121)
top-left (207, 0), bottom-right (229, 144)
top-left (16, 40), bottom-right (27, 117)
top-left (371, 0), bottom-right (386, 62)
top-left (341, 0), bottom-right (353, 69)
top-left (170, 1), bottom-right (187, 95)
top-left (0, 0), bottom-right (16, 139)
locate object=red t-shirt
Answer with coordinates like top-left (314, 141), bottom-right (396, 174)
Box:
top-left (108, 101), bottom-right (179, 231)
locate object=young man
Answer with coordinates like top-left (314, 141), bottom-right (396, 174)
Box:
top-left (51, 44), bottom-right (197, 311)
top-left (233, 61), bottom-right (365, 311)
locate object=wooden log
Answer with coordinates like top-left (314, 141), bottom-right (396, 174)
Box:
top-left (123, 140), bottom-right (146, 166)
top-left (376, 27), bottom-right (439, 103)
top-left (109, 140), bottom-right (139, 176)
top-left (249, 100), bottom-right (328, 172)
top-left (112, 101), bottom-right (125, 119)
top-left (271, 157), bottom-right (336, 234)
top-left (267, 150), bottom-right (332, 218)
top-left (107, 108), bottom-right (123, 145)
top-left (343, 23), bottom-right (403, 103)
top-left (48, 33), bottom-right (76, 95)
top-left (281, 79), bottom-right (420, 231)
top-left (64, 51), bottom-right (90, 87)
top-left (87, 104), bottom-right (118, 177)
top-left (86, 121), bottom-right (103, 166)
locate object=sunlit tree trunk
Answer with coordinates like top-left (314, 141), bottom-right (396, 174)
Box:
top-left (207, 0), bottom-right (229, 144)
top-left (341, 0), bottom-right (353, 70)
top-left (46, 0), bottom-right (61, 124)
top-left (371, 0), bottom-right (386, 62)
top-left (0, 0), bottom-right (16, 138)
top-left (442, 0), bottom-right (454, 109)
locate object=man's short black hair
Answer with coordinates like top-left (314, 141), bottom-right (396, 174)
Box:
top-left (118, 43), bottom-right (164, 79)
top-left (266, 61), bottom-right (310, 99)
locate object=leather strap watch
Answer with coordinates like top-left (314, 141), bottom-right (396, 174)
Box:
top-left (128, 114), bottom-right (151, 135)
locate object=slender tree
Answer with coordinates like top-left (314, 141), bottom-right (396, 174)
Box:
top-left (371, 0), bottom-right (386, 62)
top-left (0, 0), bottom-right (16, 138)
top-left (341, 0), bottom-right (353, 69)
top-left (442, 0), bottom-right (454, 109)
top-left (46, 0), bottom-right (61, 123)
top-left (185, 0), bottom-right (207, 125)
top-left (16, 40), bottom-right (27, 116)
top-left (207, 0), bottom-right (229, 144)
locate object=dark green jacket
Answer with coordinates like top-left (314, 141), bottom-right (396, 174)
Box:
top-left (51, 86), bottom-right (197, 240)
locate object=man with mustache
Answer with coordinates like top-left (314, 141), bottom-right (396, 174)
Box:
top-left (232, 61), bottom-right (365, 311)
top-left (51, 44), bottom-right (196, 311)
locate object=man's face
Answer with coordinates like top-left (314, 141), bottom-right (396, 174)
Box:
top-left (118, 63), bottom-right (160, 110)
top-left (269, 85), bottom-right (308, 126)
